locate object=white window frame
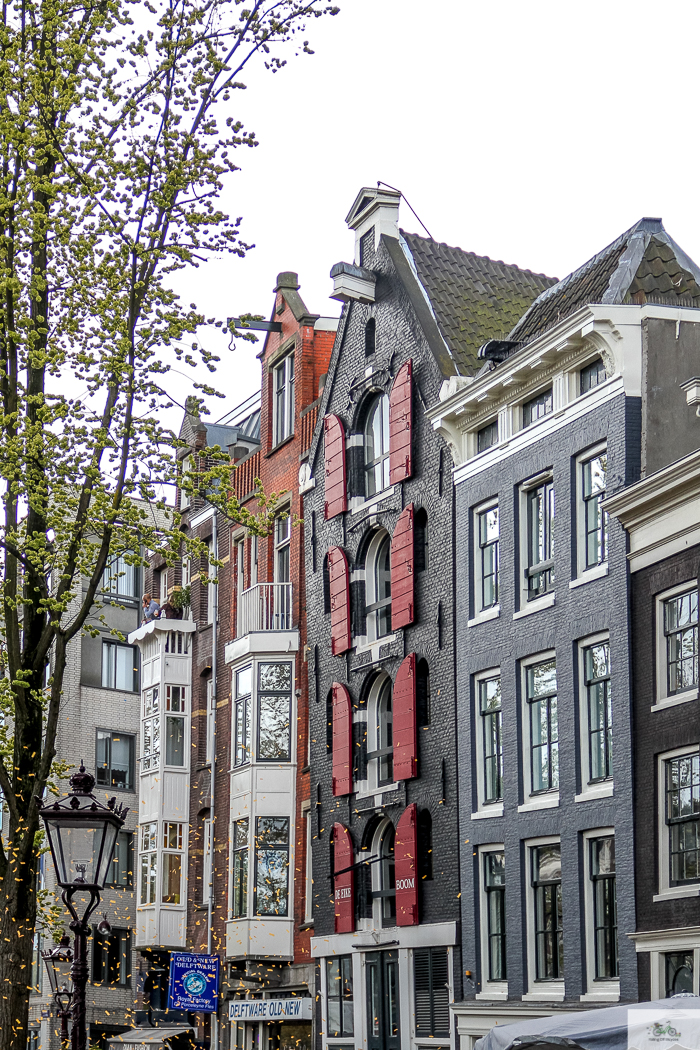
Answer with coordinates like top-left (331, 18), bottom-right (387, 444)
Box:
top-left (472, 668), bottom-right (504, 818)
top-left (572, 442), bottom-right (609, 587)
top-left (365, 528), bottom-right (392, 643)
top-left (470, 498), bottom-right (500, 626)
top-left (229, 815), bottom-right (250, 920)
top-left (179, 454), bottom-right (193, 511)
top-left (575, 633), bottom-right (614, 803)
top-left (205, 537), bottom-right (216, 626)
top-left (518, 651), bottom-right (560, 812)
top-left (163, 685), bottom-right (188, 769)
top-left (354, 672), bottom-right (397, 799)
top-left (370, 816), bottom-right (396, 929)
top-left (161, 820), bottom-right (185, 906)
top-left (655, 744), bottom-right (700, 902)
top-left (273, 351), bottom-right (295, 446)
top-left (138, 821), bottom-right (158, 907)
top-left (202, 817), bottom-right (212, 906)
top-left (274, 512), bottom-right (291, 583)
top-left (523, 835), bottom-right (565, 1001)
top-left (477, 843), bottom-right (508, 1000)
top-left (581, 827), bottom-right (620, 1002)
top-left (515, 472), bottom-right (556, 619)
top-left (630, 929), bottom-right (700, 998)
top-left (303, 803), bottom-right (313, 925)
top-left (205, 677), bottom-right (215, 765)
top-left (654, 581), bottom-right (699, 711)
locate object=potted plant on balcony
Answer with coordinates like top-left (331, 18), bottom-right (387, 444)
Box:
top-left (164, 585), bottom-right (190, 620)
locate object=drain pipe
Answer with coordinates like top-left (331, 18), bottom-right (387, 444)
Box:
top-left (208, 511), bottom-right (218, 1050)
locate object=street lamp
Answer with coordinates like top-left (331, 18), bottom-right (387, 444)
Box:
top-left (42, 935), bottom-right (74, 1049)
top-left (40, 764), bottom-right (128, 1050)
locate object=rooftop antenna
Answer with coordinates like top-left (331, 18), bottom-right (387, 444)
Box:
top-left (377, 181), bottom-right (435, 241)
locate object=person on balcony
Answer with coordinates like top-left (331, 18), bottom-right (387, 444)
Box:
top-left (141, 593), bottom-right (162, 624)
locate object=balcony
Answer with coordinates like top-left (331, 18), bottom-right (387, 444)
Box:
top-left (226, 582), bottom-right (298, 664)
top-left (238, 582), bottom-right (293, 634)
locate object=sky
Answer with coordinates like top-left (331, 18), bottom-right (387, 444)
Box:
top-left (172, 0), bottom-right (700, 423)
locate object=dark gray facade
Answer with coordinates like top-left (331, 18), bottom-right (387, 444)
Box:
top-left (453, 390), bottom-right (639, 1009)
top-left (431, 216), bottom-right (700, 1044)
top-left (304, 187), bottom-right (553, 1050)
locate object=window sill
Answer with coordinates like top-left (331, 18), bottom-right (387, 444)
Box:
top-left (575, 782), bottom-right (614, 803)
top-left (298, 921), bottom-right (314, 931)
top-left (651, 688), bottom-right (698, 712)
top-left (471, 804), bottom-right (504, 820)
top-left (518, 793), bottom-right (559, 813)
top-left (580, 982), bottom-right (620, 1003)
top-left (265, 433), bottom-right (295, 458)
top-left (349, 486), bottom-right (396, 516)
top-left (570, 563), bottom-right (609, 589)
top-left (476, 984), bottom-right (509, 1001)
top-left (353, 634), bottom-right (397, 657)
top-left (523, 985), bottom-right (565, 1002)
top-left (468, 605), bottom-right (500, 628)
top-left (513, 592), bottom-right (556, 620)
top-left (653, 885), bottom-right (700, 902)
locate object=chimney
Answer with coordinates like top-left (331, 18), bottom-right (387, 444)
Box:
top-left (345, 186), bottom-right (401, 265)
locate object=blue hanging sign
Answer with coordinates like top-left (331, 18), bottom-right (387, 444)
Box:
top-left (168, 952), bottom-right (220, 1014)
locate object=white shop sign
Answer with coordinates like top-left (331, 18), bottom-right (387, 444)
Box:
top-left (229, 999), bottom-right (312, 1023)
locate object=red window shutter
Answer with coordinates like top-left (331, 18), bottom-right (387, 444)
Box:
top-left (328, 547), bottom-right (351, 655)
top-left (332, 683), bottom-right (353, 797)
top-left (389, 359), bottom-right (412, 484)
top-left (324, 414), bottom-right (347, 519)
top-left (391, 503), bottom-right (414, 628)
top-left (393, 652), bottom-right (417, 780)
top-left (395, 803), bottom-right (419, 926)
top-left (333, 823), bottom-right (355, 934)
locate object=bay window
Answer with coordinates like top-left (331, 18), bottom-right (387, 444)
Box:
top-left (162, 822), bottom-right (183, 904)
top-left (257, 662), bottom-right (291, 761)
top-left (232, 818), bottom-right (249, 918)
top-left (254, 817), bottom-right (289, 916)
top-left (139, 822), bottom-right (157, 905)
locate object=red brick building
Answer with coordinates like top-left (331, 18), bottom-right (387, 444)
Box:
top-left (136, 271), bottom-right (337, 1050)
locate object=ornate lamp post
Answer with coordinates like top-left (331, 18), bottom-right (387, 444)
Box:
top-left (39, 764), bottom-right (128, 1050)
top-left (42, 935), bottom-right (74, 1049)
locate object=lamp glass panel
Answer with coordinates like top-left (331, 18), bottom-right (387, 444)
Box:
top-left (45, 817), bottom-right (120, 889)
top-left (42, 950), bottom-right (72, 995)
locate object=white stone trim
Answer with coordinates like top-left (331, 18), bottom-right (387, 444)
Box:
top-left (655, 743), bottom-right (700, 900)
top-left (654, 581), bottom-right (698, 708)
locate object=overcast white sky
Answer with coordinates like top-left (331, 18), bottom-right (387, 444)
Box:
top-left (173, 0), bottom-right (700, 423)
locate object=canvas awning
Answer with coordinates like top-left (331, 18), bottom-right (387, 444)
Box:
top-left (474, 997), bottom-right (700, 1050)
top-left (106, 1027), bottom-right (194, 1050)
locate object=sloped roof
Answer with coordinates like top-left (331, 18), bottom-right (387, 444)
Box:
top-left (509, 217), bottom-right (700, 343)
top-left (401, 231), bottom-right (557, 375)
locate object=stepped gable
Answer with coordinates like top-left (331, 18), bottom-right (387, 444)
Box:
top-left (510, 217), bottom-right (700, 343)
top-left (401, 230), bottom-right (557, 376)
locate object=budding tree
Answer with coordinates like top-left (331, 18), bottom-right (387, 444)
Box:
top-left (0, 0), bottom-right (337, 1043)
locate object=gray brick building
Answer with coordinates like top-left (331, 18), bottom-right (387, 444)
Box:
top-left (428, 218), bottom-right (700, 1043)
top-left (29, 532), bottom-right (155, 1048)
top-left (606, 444), bottom-right (700, 1001)
top-left (303, 187), bottom-right (553, 1050)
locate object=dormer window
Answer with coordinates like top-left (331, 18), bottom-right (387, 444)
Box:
top-left (477, 419), bottom-right (498, 453)
top-left (364, 394), bottom-right (390, 497)
top-left (523, 388), bottom-right (553, 428)
top-left (581, 357), bottom-right (607, 394)
top-left (273, 353), bottom-right (295, 446)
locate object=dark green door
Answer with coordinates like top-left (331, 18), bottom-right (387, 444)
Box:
top-left (365, 950), bottom-right (400, 1050)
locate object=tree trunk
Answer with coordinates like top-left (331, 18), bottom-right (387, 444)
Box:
top-left (0, 820), bottom-right (39, 1050)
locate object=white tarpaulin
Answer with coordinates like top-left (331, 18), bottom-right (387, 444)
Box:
top-left (474, 997), bottom-right (700, 1050)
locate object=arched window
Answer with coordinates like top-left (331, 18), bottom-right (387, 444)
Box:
top-left (372, 820), bottom-right (396, 927)
top-left (364, 394), bottom-right (390, 498)
top-left (365, 317), bottom-right (376, 357)
top-left (366, 530), bottom-right (391, 641)
top-left (417, 659), bottom-right (431, 728)
top-left (375, 677), bottom-right (393, 785)
top-left (415, 508), bottom-right (429, 573)
top-left (417, 809), bottom-right (433, 881)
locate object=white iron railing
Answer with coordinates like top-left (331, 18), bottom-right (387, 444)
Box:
top-left (238, 582), bottom-right (293, 635)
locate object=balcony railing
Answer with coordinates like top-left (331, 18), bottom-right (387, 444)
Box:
top-left (238, 582), bottom-right (293, 635)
